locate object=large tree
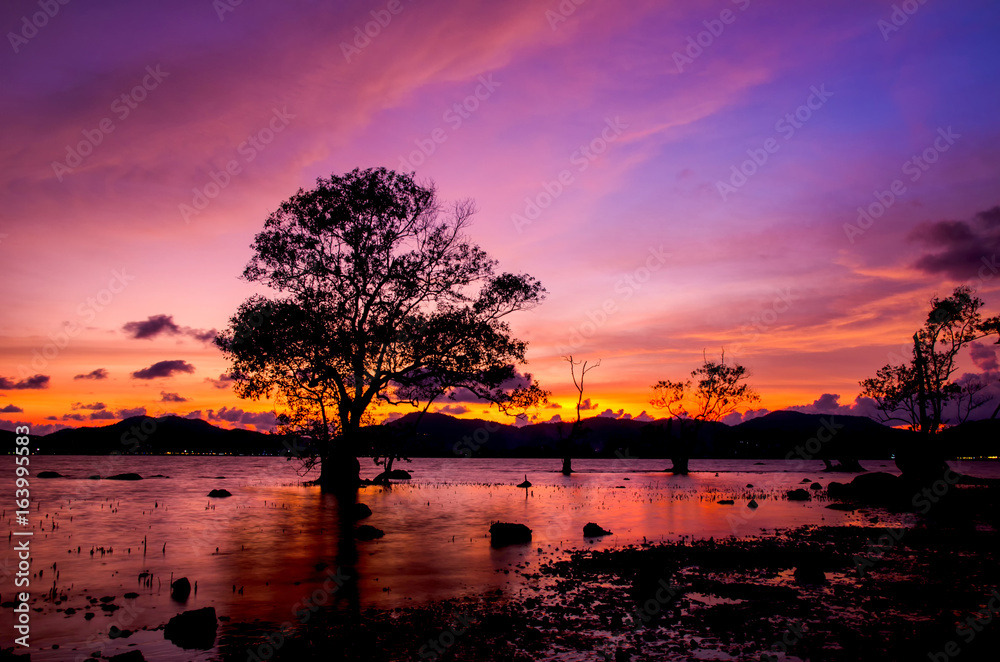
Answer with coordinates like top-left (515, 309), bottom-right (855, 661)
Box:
top-left (650, 350), bottom-right (759, 474)
top-left (216, 168), bottom-right (547, 492)
top-left (860, 285), bottom-right (999, 480)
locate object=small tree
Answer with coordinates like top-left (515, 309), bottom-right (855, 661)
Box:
top-left (216, 168), bottom-right (547, 493)
top-left (561, 356), bottom-right (600, 475)
top-left (650, 350), bottom-right (759, 474)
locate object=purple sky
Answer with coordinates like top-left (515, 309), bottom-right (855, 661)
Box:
top-left (2, 0), bottom-right (999, 432)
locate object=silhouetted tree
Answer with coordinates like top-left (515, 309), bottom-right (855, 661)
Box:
top-left (216, 168), bottom-right (547, 493)
top-left (860, 285), bottom-right (999, 480)
top-left (650, 350), bottom-right (759, 474)
top-left (561, 356), bottom-right (600, 475)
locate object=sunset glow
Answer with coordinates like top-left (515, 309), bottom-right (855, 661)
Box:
top-left (3, 0), bottom-right (999, 433)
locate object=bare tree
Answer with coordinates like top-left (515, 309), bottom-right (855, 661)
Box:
top-left (560, 356), bottom-right (600, 475)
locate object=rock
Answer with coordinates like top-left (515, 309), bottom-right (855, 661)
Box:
top-left (354, 503), bottom-right (372, 519)
top-left (38, 471), bottom-right (65, 478)
top-left (793, 564), bottom-right (827, 584)
top-left (207, 489), bottom-right (232, 498)
top-left (826, 503), bottom-right (857, 511)
top-left (809, 482), bottom-right (823, 490)
top-left (109, 651), bottom-right (146, 662)
top-left (355, 525), bottom-right (384, 541)
top-left (124, 592), bottom-right (139, 599)
top-left (106, 473), bottom-right (143, 481)
top-left (747, 499), bottom-right (759, 508)
top-left (831, 471), bottom-right (906, 505)
top-left (630, 563), bottom-right (678, 615)
top-left (489, 522), bottom-right (532, 547)
top-left (786, 489), bottom-right (811, 501)
top-left (827, 481), bottom-right (850, 499)
top-left (171, 577), bottom-right (191, 601)
top-left (801, 478), bottom-right (812, 483)
top-left (716, 499), bottom-right (735, 505)
top-left (109, 625), bottom-right (134, 639)
top-left (164, 607), bottom-right (217, 649)
top-left (745, 483), bottom-right (754, 488)
top-left (87, 475), bottom-right (100, 480)
top-left (388, 469), bottom-right (411, 479)
top-left (849, 471), bottom-right (900, 498)
top-left (583, 522), bottom-right (612, 537)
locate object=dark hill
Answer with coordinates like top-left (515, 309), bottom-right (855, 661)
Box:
top-left (939, 419), bottom-right (1000, 458)
top-left (6, 410), bottom-right (992, 460)
top-left (35, 415), bottom-right (284, 455)
top-left (731, 411), bottom-right (917, 459)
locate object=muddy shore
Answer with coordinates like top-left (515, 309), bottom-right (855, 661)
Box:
top-left (208, 484), bottom-right (1000, 662)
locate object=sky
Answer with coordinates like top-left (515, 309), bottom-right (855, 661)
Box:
top-left (2, 0), bottom-right (999, 434)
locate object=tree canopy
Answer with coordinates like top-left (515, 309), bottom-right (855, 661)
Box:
top-left (649, 350), bottom-right (759, 474)
top-left (651, 350), bottom-right (760, 423)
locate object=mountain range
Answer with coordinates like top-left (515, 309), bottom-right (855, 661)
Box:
top-left (3, 411), bottom-right (997, 459)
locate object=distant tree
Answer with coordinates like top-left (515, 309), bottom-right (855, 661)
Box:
top-left (650, 350), bottom-right (759, 474)
top-left (560, 356), bottom-right (600, 475)
top-left (860, 285), bottom-right (999, 480)
top-left (216, 167), bottom-right (547, 493)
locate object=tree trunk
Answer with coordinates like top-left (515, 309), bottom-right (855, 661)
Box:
top-left (665, 419), bottom-right (693, 474)
top-left (319, 444), bottom-right (360, 493)
top-left (373, 456), bottom-right (395, 485)
top-left (895, 436), bottom-right (948, 488)
top-left (668, 455), bottom-right (690, 475)
top-left (836, 458), bottom-right (866, 472)
top-left (913, 333), bottom-right (930, 434)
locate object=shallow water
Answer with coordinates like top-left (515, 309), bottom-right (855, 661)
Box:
top-left (1, 456), bottom-right (995, 660)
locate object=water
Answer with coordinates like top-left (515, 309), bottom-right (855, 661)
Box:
top-left (2, 456), bottom-right (996, 660)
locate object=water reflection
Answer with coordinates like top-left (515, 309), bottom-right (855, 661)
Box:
top-left (2, 456), bottom-right (995, 659)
